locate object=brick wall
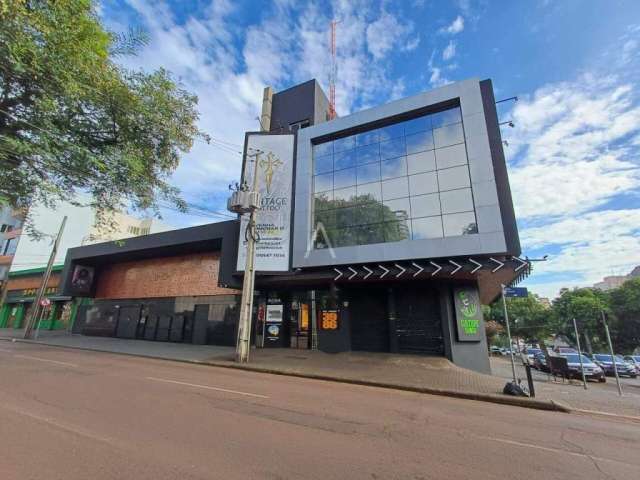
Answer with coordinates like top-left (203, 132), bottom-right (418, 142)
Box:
top-left (95, 252), bottom-right (239, 300)
top-left (6, 272), bottom-right (61, 291)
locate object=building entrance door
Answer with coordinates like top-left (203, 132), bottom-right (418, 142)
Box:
top-left (395, 288), bottom-right (444, 355)
top-left (349, 288), bottom-right (389, 352)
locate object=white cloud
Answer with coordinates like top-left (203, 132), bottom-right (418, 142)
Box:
top-left (441, 15), bottom-right (464, 35)
top-left (427, 51), bottom-right (450, 87)
top-left (442, 41), bottom-right (456, 61)
top-left (505, 72), bottom-right (640, 297)
top-left (366, 12), bottom-right (413, 60)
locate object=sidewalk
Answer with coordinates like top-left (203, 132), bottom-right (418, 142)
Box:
top-left (0, 328), bottom-right (566, 412)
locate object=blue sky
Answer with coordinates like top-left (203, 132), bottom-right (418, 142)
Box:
top-left (100, 0), bottom-right (640, 299)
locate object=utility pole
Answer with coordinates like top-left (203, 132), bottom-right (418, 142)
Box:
top-left (500, 284), bottom-right (517, 383)
top-left (23, 216), bottom-right (67, 339)
top-left (572, 318), bottom-right (587, 390)
top-left (233, 151), bottom-right (262, 363)
top-left (602, 311), bottom-right (622, 396)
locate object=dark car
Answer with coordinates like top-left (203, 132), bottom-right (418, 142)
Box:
top-left (593, 354), bottom-right (637, 378)
top-left (560, 354), bottom-right (606, 382)
top-left (533, 352), bottom-right (550, 373)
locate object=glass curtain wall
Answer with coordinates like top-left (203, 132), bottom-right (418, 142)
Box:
top-left (312, 106), bottom-right (478, 249)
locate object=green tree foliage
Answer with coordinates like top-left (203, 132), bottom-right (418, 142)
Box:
top-left (609, 278), bottom-right (640, 353)
top-left (550, 288), bottom-right (609, 352)
top-left (0, 0), bottom-right (202, 229)
top-left (486, 293), bottom-right (550, 343)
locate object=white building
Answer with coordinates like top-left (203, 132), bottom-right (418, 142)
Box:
top-left (10, 195), bottom-right (171, 272)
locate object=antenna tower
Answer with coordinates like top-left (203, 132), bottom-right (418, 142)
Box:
top-left (328, 19), bottom-right (338, 120)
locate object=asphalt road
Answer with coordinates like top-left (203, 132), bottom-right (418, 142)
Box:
top-left (1, 342), bottom-right (639, 480)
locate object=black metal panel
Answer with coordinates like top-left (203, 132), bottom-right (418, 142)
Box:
top-left (156, 315), bottom-right (172, 341)
top-left (169, 314), bottom-right (185, 342)
top-left (395, 288), bottom-right (444, 355)
top-left (192, 305), bottom-right (209, 345)
top-left (348, 288), bottom-right (389, 352)
top-left (144, 315), bottom-right (158, 340)
top-left (115, 306), bottom-right (141, 339)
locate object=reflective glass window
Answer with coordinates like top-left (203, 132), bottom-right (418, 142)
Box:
top-left (333, 186), bottom-right (356, 203)
top-left (442, 212), bottom-right (478, 236)
top-left (380, 137), bottom-right (406, 160)
top-left (334, 149), bottom-right (357, 170)
top-left (433, 123), bottom-right (464, 148)
top-left (381, 156), bottom-right (407, 180)
top-left (408, 171), bottom-right (438, 196)
top-left (334, 167), bottom-right (356, 189)
top-left (407, 150), bottom-right (436, 175)
top-left (406, 131), bottom-right (434, 154)
top-left (431, 107), bottom-right (461, 129)
top-left (437, 165), bottom-right (471, 191)
top-left (313, 141), bottom-right (333, 157)
top-left (314, 209), bottom-right (336, 230)
top-left (357, 203), bottom-right (383, 225)
top-left (382, 177), bottom-right (409, 200)
top-left (357, 162), bottom-right (381, 184)
top-left (404, 116), bottom-right (431, 135)
top-left (333, 136), bottom-right (356, 153)
top-left (383, 197), bottom-right (411, 222)
top-left (435, 143), bottom-right (467, 170)
top-left (358, 223), bottom-right (386, 245)
top-left (410, 193), bottom-right (441, 218)
top-left (357, 182), bottom-right (382, 203)
top-left (314, 191), bottom-right (333, 211)
top-left (384, 220), bottom-right (411, 242)
top-left (439, 188), bottom-right (474, 214)
top-left (379, 123), bottom-right (405, 141)
top-left (356, 143), bottom-right (380, 165)
top-left (412, 216), bottom-right (444, 240)
top-left (356, 129), bottom-right (379, 146)
top-left (314, 154), bottom-right (333, 175)
top-left (335, 206), bottom-right (359, 228)
top-left (314, 172), bottom-right (333, 192)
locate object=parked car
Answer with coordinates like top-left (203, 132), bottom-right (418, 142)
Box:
top-left (533, 352), bottom-right (550, 373)
top-left (489, 346), bottom-right (502, 355)
top-left (554, 347), bottom-right (578, 354)
top-left (592, 354), bottom-right (638, 378)
top-left (623, 355), bottom-right (640, 375)
top-left (559, 353), bottom-right (606, 382)
top-left (525, 348), bottom-right (542, 362)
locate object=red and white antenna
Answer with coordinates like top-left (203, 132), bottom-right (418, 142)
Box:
top-left (328, 19), bottom-right (339, 120)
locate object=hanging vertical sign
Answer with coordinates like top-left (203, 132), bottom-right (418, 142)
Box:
top-left (237, 133), bottom-right (295, 272)
top-left (453, 287), bottom-right (483, 342)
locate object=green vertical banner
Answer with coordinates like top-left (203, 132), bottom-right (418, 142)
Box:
top-left (453, 287), bottom-right (483, 342)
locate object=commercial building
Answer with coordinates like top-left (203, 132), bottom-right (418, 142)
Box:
top-left (0, 196), bottom-right (171, 331)
top-left (58, 78), bottom-right (527, 373)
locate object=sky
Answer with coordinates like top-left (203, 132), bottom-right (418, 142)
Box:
top-left (99, 0), bottom-right (640, 299)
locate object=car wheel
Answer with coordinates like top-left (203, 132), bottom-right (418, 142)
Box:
top-left (598, 377), bottom-right (606, 383)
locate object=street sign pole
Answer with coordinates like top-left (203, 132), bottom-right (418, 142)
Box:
top-left (602, 311), bottom-right (622, 396)
top-left (572, 318), bottom-right (587, 390)
top-left (501, 284), bottom-right (517, 383)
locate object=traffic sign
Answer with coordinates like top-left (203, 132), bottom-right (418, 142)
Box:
top-left (504, 287), bottom-right (528, 298)
top-left (40, 298), bottom-right (51, 307)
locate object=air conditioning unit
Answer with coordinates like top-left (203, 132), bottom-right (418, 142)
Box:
top-left (227, 191), bottom-right (260, 214)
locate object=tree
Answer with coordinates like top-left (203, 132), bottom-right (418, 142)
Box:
top-left (485, 293), bottom-right (550, 347)
top-left (550, 287), bottom-right (610, 353)
top-left (0, 0), bottom-right (202, 230)
top-left (609, 278), bottom-right (640, 353)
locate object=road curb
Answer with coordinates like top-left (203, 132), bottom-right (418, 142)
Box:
top-left (1, 337), bottom-right (571, 413)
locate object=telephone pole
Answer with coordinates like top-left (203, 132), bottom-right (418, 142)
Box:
top-left (229, 150), bottom-right (262, 363)
top-left (23, 216), bottom-right (67, 339)
top-left (500, 284), bottom-right (517, 383)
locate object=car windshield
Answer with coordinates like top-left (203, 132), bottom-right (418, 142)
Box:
top-left (527, 349), bottom-right (541, 354)
top-left (594, 355), bottom-right (617, 362)
top-left (633, 356), bottom-right (640, 362)
top-left (564, 354), bottom-right (591, 363)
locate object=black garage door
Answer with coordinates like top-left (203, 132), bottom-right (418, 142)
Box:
top-left (395, 288), bottom-right (444, 355)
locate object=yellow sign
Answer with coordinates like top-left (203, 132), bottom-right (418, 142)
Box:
top-left (300, 304), bottom-right (309, 330)
top-left (320, 310), bottom-right (338, 330)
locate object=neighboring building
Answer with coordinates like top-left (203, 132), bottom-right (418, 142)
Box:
top-left (59, 77), bottom-right (528, 374)
top-left (0, 206), bottom-right (24, 290)
top-left (0, 196), bottom-right (171, 331)
top-left (538, 297), bottom-right (552, 309)
top-left (593, 265), bottom-right (640, 291)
